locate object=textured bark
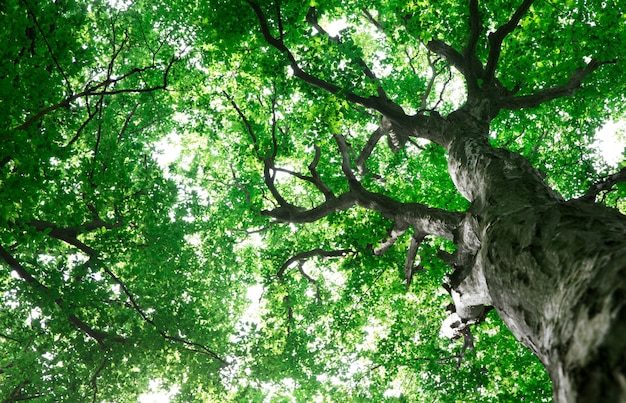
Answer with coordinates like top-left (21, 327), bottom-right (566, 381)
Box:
top-left (444, 110), bottom-right (626, 402)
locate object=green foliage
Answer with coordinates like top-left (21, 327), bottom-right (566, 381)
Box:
top-left (1, 0), bottom-right (623, 401)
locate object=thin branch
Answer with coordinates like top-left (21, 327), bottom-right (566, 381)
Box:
top-left (246, 1), bottom-right (405, 119)
top-left (355, 125), bottom-right (386, 176)
top-left (90, 356), bottom-right (108, 403)
top-left (21, 0), bottom-right (72, 93)
top-left (498, 58), bottom-right (617, 110)
top-left (419, 53), bottom-right (447, 112)
top-left (277, 248), bottom-right (353, 280)
top-left (361, 9), bottom-right (385, 32)
top-left (101, 264), bottom-right (229, 365)
top-left (579, 166), bottom-right (626, 202)
top-left (223, 91), bottom-right (258, 147)
top-left (13, 56), bottom-right (176, 131)
top-left (308, 145), bottom-right (336, 200)
top-left (0, 244), bottom-right (124, 348)
top-left (404, 230), bottom-right (426, 289)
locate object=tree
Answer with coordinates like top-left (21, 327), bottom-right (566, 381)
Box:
top-left (1, 0), bottom-right (625, 402)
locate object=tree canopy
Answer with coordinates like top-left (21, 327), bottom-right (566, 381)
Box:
top-left (1, 0), bottom-right (625, 401)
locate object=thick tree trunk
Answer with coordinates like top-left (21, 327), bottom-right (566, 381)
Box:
top-left (445, 113), bottom-right (626, 402)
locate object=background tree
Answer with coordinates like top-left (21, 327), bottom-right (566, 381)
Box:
top-left (1, 0), bottom-right (625, 402)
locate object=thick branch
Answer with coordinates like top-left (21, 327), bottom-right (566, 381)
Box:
top-left (484, 0), bottom-right (534, 82)
top-left (425, 40), bottom-right (467, 77)
top-left (464, 0), bottom-right (483, 93)
top-left (261, 192), bottom-right (357, 223)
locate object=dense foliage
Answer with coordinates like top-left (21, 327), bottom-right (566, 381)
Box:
top-left (1, 0), bottom-right (624, 401)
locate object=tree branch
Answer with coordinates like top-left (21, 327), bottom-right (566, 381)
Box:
top-left (246, 1), bottom-right (406, 119)
top-left (579, 167), bottom-right (626, 202)
top-left (484, 0), bottom-right (534, 83)
top-left (13, 56), bottom-right (176, 131)
top-left (277, 248), bottom-right (353, 302)
top-left (404, 230), bottom-right (426, 289)
top-left (373, 221), bottom-right (410, 256)
top-left (101, 264), bottom-right (229, 365)
top-left (0, 244), bottom-right (124, 348)
top-left (355, 125), bottom-right (387, 177)
top-left (425, 40), bottom-right (468, 77)
top-left (464, 0), bottom-right (483, 94)
top-left (498, 58), bottom-right (617, 110)
top-left (306, 6), bottom-right (387, 99)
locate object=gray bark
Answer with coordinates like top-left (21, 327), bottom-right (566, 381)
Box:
top-left (444, 109), bottom-right (626, 403)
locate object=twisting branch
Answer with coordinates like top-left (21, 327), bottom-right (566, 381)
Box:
top-left (420, 53), bottom-right (447, 112)
top-left (579, 166), bottom-right (626, 202)
top-left (246, 1), bottom-right (406, 120)
top-left (277, 248), bottom-right (353, 280)
top-left (498, 58), bottom-right (618, 110)
top-left (484, 0), bottom-right (534, 82)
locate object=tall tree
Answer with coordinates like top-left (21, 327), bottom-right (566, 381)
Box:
top-left (190, 0), bottom-right (626, 401)
top-left (1, 0), bottom-right (625, 402)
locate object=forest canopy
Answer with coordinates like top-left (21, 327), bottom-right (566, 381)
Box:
top-left (1, 0), bottom-right (625, 402)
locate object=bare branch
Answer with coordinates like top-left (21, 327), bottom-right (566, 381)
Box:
top-left (13, 56), bottom-right (177, 131)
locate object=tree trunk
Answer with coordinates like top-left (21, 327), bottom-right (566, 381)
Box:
top-left (445, 112), bottom-right (626, 402)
